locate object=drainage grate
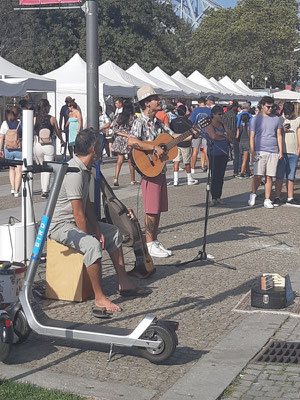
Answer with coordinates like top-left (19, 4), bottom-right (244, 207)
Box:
top-left (256, 341), bottom-right (300, 364)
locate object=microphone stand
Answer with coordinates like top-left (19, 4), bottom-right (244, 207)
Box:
top-left (173, 121), bottom-right (237, 271)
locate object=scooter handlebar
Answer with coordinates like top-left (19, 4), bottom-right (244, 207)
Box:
top-left (0, 159), bottom-right (23, 167)
top-left (0, 159), bottom-right (79, 173)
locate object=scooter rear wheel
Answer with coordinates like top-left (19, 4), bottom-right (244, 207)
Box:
top-left (138, 321), bottom-right (177, 364)
top-left (0, 341), bottom-right (10, 363)
top-left (13, 309), bottom-right (31, 344)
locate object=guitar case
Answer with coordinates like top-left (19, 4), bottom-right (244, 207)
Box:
top-left (99, 172), bottom-right (155, 278)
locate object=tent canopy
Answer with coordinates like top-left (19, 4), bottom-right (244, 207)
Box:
top-left (126, 63), bottom-right (183, 97)
top-left (272, 90), bottom-right (300, 101)
top-left (188, 71), bottom-right (220, 95)
top-left (0, 55), bottom-right (56, 96)
top-left (235, 79), bottom-right (258, 96)
top-left (150, 67), bottom-right (197, 97)
top-left (209, 77), bottom-right (236, 96)
top-left (219, 76), bottom-right (259, 100)
top-left (172, 71), bottom-right (216, 96)
top-left (44, 53), bottom-right (136, 122)
top-left (99, 60), bottom-right (148, 96)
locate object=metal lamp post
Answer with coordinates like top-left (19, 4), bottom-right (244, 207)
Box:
top-left (251, 74), bottom-right (255, 88)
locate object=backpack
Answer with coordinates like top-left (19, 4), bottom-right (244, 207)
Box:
top-left (38, 128), bottom-right (52, 145)
top-left (5, 121), bottom-right (21, 150)
top-left (36, 115), bottom-right (53, 145)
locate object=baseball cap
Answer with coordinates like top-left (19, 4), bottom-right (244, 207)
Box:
top-left (206, 95), bottom-right (216, 102)
top-left (137, 85), bottom-right (158, 102)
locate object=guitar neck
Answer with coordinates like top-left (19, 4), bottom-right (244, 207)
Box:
top-left (166, 129), bottom-right (193, 150)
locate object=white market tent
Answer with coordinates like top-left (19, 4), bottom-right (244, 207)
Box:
top-left (235, 79), bottom-right (259, 97)
top-left (150, 67), bottom-right (198, 97)
top-left (219, 76), bottom-right (247, 97)
top-left (126, 63), bottom-right (183, 97)
top-left (188, 70), bottom-right (222, 96)
top-left (272, 90), bottom-right (300, 102)
top-left (219, 76), bottom-right (260, 101)
top-left (99, 60), bottom-right (148, 96)
top-left (44, 54), bottom-right (136, 122)
top-left (0, 55), bottom-right (56, 97)
top-left (209, 77), bottom-right (238, 97)
top-left (172, 71), bottom-right (216, 96)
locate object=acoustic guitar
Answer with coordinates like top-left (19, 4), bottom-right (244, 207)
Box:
top-left (131, 117), bottom-right (211, 178)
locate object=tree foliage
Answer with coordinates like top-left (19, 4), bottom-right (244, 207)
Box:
top-left (190, 0), bottom-right (299, 88)
top-left (0, 0), bottom-right (192, 76)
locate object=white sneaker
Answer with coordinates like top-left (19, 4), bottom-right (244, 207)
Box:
top-left (264, 198), bottom-right (274, 209)
top-left (147, 242), bottom-right (169, 258)
top-left (187, 178), bottom-right (198, 185)
top-left (191, 168), bottom-right (195, 174)
top-left (248, 193), bottom-right (256, 206)
top-left (173, 180), bottom-right (179, 186)
top-left (179, 167), bottom-right (184, 171)
top-left (10, 188), bottom-right (15, 195)
top-left (154, 240), bottom-right (172, 256)
top-left (14, 192), bottom-right (19, 198)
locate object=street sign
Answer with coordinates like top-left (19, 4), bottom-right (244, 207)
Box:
top-left (19, 1), bottom-right (82, 5)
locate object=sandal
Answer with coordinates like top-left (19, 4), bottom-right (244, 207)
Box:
top-left (113, 179), bottom-right (119, 187)
top-left (130, 180), bottom-right (138, 185)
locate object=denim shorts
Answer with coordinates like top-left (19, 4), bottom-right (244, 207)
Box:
top-left (276, 153), bottom-right (299, 181)
top-left (4, 149), bottom-right (22, 161)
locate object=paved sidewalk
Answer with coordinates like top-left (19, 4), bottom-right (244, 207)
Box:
top-left (0, 160), bottom-right (300, 399)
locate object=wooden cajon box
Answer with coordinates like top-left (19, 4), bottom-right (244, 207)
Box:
top-left (45, 239), bottom-right (93, 302)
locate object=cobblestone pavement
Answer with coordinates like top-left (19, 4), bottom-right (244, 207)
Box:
top-left (1, 159), bottom-right (300, 398)
top-left (220, 318), bottom-right (300, 400)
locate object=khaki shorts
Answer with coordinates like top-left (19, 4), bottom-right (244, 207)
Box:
top-left (174, 146), bottom-right (192, 164)
top-left (253, 151), bottom-right (279, 177)
top-left (49, 222), bottom-right (122, 268)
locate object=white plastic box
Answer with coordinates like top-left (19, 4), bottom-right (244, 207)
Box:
top-left (0, 264), bottom-right (26, 304)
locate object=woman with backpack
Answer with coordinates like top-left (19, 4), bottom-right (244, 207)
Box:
top-left (0, 108), bottom-right (23, 197)
top-left (236, 113), bottom-right (251, 178)
top-left (34, 99), bottom-right (64, 199)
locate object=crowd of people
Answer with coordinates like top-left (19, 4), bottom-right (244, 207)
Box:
top-left (0, 86), bottom-right (299, 314)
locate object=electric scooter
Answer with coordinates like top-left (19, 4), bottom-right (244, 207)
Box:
top-left (0, 159), bottom-right (178, 364)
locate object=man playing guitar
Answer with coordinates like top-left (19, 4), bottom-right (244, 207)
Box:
top-left (128, 85), bottom-right (197, 258)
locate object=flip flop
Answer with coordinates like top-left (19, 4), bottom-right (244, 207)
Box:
top-left (92, 307), bottom-right (114, 319)
top-left (119, 288), bottom-right (152, 298)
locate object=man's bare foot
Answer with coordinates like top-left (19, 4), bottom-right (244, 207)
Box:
top-left (94, 297), bottom-right (121, 312)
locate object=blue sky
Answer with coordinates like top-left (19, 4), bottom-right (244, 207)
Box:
top-left (218, 0), bottom-right (238, 8)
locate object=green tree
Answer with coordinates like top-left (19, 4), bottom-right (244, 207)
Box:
top-left (190, 0), bottom-right (299, 89)
top-left (0, 0), bottom-right (192, 76)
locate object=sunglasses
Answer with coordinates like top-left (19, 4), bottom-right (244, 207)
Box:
top-left (264, 105), bottom-right (273, 109)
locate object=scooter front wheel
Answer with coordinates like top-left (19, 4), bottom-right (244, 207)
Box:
top-left (138, 321), bottom-right (177, 364)
top-left (13, 308), bottom-right (31, 344)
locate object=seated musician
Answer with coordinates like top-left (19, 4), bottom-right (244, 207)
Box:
top-left (48, 128), bottom-right (149, 314)
top-left (128, 85), bottom-right (197, 258)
